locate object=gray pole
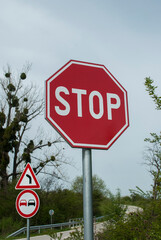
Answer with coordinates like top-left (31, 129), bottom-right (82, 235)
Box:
top-left (51, 215), bottom-right (52, 229)
top-left (82, 148), bottom-right (93, 240)
top-left (27, 218), bottom-right (30, 240)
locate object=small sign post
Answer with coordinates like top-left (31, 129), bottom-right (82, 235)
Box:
top-left (15, 164), bottom-right (41, 240)
top-left (49, 209), bottom-right (54, 228)
top-left (45, 60), bottom-right (129, 240)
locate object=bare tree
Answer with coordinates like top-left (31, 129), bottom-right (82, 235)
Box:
top-left (143, 143), bottom-right (161, 200)
top-left (0, 65), bottom-right (68, 190)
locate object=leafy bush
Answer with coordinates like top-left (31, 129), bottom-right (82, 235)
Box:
top-left (99, 189), bottom-right (126, 222)
top-left (0, 216), bottom-right (23, 236)
top-left (97, 200), bottom-right (161, 240)
top-left (49, 226), bottom-right (84, 240)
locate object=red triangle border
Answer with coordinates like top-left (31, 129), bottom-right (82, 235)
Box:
top-left (15, 163), bottom-right (41, 189)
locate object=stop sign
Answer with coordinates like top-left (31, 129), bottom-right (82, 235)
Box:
top-left (46, 60), bottom-right (129, 149)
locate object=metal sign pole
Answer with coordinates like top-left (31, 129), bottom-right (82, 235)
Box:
top-left (27, 218), bottom-right (30, 240)
top-left (82, 148), bottom-right (93, 240)
top-left (51, 215), bottom-right (52, 230)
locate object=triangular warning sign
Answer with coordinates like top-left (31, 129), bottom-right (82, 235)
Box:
top-left (15, 163), bottom-right (41, 189)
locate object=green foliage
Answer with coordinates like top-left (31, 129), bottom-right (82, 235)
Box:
top-left (129, 187), bottom-right (151, 204)
top-left (0, 112), bottom-right (6, 127)
top-left (0, 175), bottom-right (107, 237)
top-left (71, 175), bottom-right (107, 196)
top-left (96, 76), bottom-right (161, 239)
top-left (5, 72), bottom-right (11, 78)
top-left (71, 176), bottom-right (83, 194)
top-left (0, 182), bottom-right (25, 237)
top-left (20, 72), bottom-right (26, 80)
top-left (21, 140), bottom-right (36, 163)
top-left (0, 68), bottom-right (32, 188)
top-left (23, 97), bottom-right (28, 102)
top-left (71, 175), bottom-right (107, 216)
top-left (145, 77), bottom-right (161, 110)
top-left (143, 77), bottom-right (161, 199)
top-left (0, 217), bottom-right (23, 236)
top-left (32, 188), bottom-right (83, 225)
top-left (0, 184), bottom-right (82, 236)
top-left (23, 108), bottom-right (28, 115)
top-left (143, 142), bottom-right (161, 200)
top-left (7, 83), bottom-right (16, 92)
top-left (66, 226), bottom-right (84, 240)
top-left (50, 155), bottom-right (55, 161)
top-left (49, 232), bottom-right (63, 240)
top-left (97, 200), bottom-right (161, 240)
top-left (121, 196), bottom-right (132, 205)
top-left (99, 189), bottom-right (126, 222)
top-left (0, 65), bottom-right (64, 190)
top-left (49, 227), bottom-right (84, 240)
top-left (144, 132), bottom-right (161, 144)
top-left (144, 76), bottom-right (161, 150)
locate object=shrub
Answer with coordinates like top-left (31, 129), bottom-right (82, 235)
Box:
top-left (0, 216), bottom-right (23, 236)
top-left (97, 200), bottom-right (161, 240)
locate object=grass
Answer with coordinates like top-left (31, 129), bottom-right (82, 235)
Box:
top-left (0, 227), bottom-right (72, 240)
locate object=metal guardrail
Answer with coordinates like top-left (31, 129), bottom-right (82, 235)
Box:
top-left (7, 216), bottom-right (105, 238)
top-left (6, 205), bottom-right (141, 238)
top-left (7, 221), bottom-right (78, 238)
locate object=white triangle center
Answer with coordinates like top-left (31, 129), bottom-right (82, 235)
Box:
top-left (19, 169), bottom-right (36, 187)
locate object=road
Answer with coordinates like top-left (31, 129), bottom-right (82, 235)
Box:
top-left (15, 206), bottom-right (142, 240)
top-left (15, 222), bottom-right (104, 240)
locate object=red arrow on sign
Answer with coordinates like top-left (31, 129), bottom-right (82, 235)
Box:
top-left (15, 163), bottom-right (41, 189)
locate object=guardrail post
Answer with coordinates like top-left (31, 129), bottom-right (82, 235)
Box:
top-left (69, 219), bottom-right (71, 228)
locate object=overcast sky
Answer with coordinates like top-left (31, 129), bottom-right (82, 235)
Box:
top-left (1, 0), bottom-right (161, 196)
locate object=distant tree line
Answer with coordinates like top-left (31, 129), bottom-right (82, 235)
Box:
top-left (0, 174), bottom-right (125, 237)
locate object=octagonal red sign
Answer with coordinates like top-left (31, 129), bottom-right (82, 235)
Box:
top-left (46, 60), bottom-right (129, 149)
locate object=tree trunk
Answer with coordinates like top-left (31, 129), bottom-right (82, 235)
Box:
top-left (0, 171), bottom-right (8, 192)
top-left (12, 148), bottom-right (18, 181)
